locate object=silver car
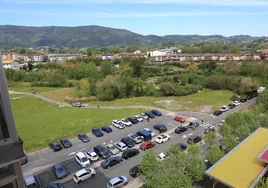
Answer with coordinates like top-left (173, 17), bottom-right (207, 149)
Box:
top-left (128, 133), bottom-right (143, 144)
top-left (114, 141), bottom-right (128, 152)
top-left (106, 144), bottom-right (120, 155)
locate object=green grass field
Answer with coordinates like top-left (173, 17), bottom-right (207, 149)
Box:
top-left (11, 95), bottom-right (145, 152)
top-left (8, 86), bottom-right (65, 93)
top-left (41, 89), bottom-right (233, 113)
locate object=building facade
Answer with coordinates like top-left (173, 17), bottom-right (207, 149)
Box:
top-left (0, 53), bottom-right (25, 188)
top-left (2, 60), bottom-right (20, 70)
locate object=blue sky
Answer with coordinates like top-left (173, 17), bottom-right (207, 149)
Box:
top-left (0, 0), bottom-right (268, 36)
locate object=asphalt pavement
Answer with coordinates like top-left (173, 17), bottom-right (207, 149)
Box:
top-left (21, 98), bottom-right (256, 188)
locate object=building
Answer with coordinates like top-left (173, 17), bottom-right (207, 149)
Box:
top-left (0, 53), bottom-right (25, 188)
top-left (206, 127), bottom-right (268, 188)
top-left (1, 52), bottom-right (18, 61)
top-left (2, 60), bottom-right (20, 70)
top-left (48, 54), bottom-right (81, 62)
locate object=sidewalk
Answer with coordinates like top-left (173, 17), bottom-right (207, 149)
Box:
top-left (126, 176), bottom-right (146, 188)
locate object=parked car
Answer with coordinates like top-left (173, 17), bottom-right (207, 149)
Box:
top-left (139, 113), bottom-right (149, 120)
top-left (73, 168), bottom-right (96, 184)
top-left (175, 126), bottom-right (187, 134)
top-left (71, 102), bottom-right (84, 108)
top-left (233, 101), bottom-right (241, 106)
top-left (122, 149), bottom-right (140, 159)
top-left (107, 176), bottom-right (128, 188)
top-left (143, 128), bottom-right (156, 137)
top-left (24, 175), bottom-right (38, 188)
top-left (114, 141), bottom-right (128, 152)
top-left (204, 126), bottom-right (216, 134)
top-left (129, 165), bottom-right (140, 178)
top-left (112, 120), bottom-right (125, 129)
top-left (140, 141), bottom-right (155, 151)
top-left (187, 135), bottom-right (202, 144)
top-left (220, 106), bottom-right (230, 112)
top-left (177, 143), bottom-right (187, 150)
top-left (128, 133), bottom-right (143, 144)
top-left (48, 183), bottom-right (64, 188)
top-left (101, 156), bottom-right (123, 169)
top-left (85, 150), bottom-right (99, 161)
top-left (155, 134), bottom-right (170, 144)
top-left (153, 124), bottom-right (167, 133)
top-left (219, 119), bottom-right (225, 126)
top-left (94, 145), bottom-right (111, 159)
top-left (151, 109), bottom-right (162, 116)
top-left (60, 138), bottom-right (72, 148)
top-left (134, 115), bottom-right (144, 122)
top-left (121, 118), bottom-right (132, 127)
top-left (92, 128), bottom-right (104, 137)
top-left (75, 152), bottom-right (90, 167)
top-left (78, 133), bottom-right (90, 143)
top-left (101, 126), bottom-right (113, 133)
top-left (121, 137), bottom-right (135, 148)
top-left (106, 143), bottom-right (120, 155)
top-left (188, 121), bottom-right (200, 130)
top-left (127, 117), bottom-right (139, 124)
top-left (49, 141), bottom-right (62, 152)
top-left (144, 111), bottom-right (155, 118)
top-left (174, 115), bottom-right (186, 123)
top-left (239, 98), bottom-right (247, 103)
top-left (228, 103), bottom-right (236, 109)
top-left (52, 163), bottom-right (68, 179)
top-left (213, 110), bottom-right (222, 116)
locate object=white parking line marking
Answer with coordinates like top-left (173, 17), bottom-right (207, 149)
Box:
top-left (68, 152), bottom-right (76, 156)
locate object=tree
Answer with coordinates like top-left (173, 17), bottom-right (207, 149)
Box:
top-left (256, 178), bottom-right (268, 188)
top-left (159, 82), bottom-right (175, 96)
top-left (185, 156), bottom-right (206, 182)
top-left (139, 150), bottom-right (159, 179)
top-left (127, 45), bottom-right (138, 53)
top-left (47, 73), bottom-right (67, 87)
top-left (188, 145), bottom-right (201, 157)
top-left (86, 47), bottom-right (94, 56)
top-left (219, 123), bottom-right (231, 136)
top-left (28, 62), bottom-right (33, 71)
top-left (222, 134), bottom-right (239, 152)
top-left (96, 75), bottom-right (120, 101)
top-left (204, 132), bottom-right (218, 148)
top-left (79, 78), bottom-right (90, 96)
top-left (130, 58), bottom-right (145, 78)
top-left (100, 61), bottom-right (112, 77)
top-left (257, 89), bottom-right (268, 110)
top-left (206, 144), bottom-right (224, 164)
top-left (233, 125), bottom-right (251, 141)
top-left (225, 112), bottom-right (246, 131)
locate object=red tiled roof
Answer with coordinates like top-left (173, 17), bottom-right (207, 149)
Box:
top-left (258, 146), bottom-right (268, 163)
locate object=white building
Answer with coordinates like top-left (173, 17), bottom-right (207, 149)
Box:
top-left (2, 60), bottom-right (20, 70)
top-left (147, 47), bottom-right (182, 57)
top-left (48, 54), bottom-right (81, 62)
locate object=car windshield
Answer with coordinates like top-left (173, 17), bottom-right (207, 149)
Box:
top-left (109, 145), bottom-right (116, 150)
top-left (81, 157), bottom-right (88, 162)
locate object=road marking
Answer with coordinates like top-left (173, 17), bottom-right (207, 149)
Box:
top-left (68, 152), bottom-right (76, 156)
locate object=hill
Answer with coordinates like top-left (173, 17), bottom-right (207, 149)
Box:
top-left (0, 25), bottom-right (261, 49)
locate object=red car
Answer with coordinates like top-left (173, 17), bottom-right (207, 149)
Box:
top-left (20, 156), bottom-right (28, 165)
top-left (140, 141), bottom-right (156, 151)
top-left (174, 115), bottom-right (185, 123)
top-left (228, 103), bottom-right (236, 109)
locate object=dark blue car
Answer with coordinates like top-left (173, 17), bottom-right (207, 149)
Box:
top-left (101, 126), bottom-right (113, 133)
top-left (151, 109), bottom-right (162, 116)
top-left (101, 156), bottom-right (123, 169)
top-left (78, 133), bottom-right (90, 143)
top-left (92, 128), bottom-right (104, 137)
top-left (48, 183), bottom-right (64, 188)
top-left (52, 163), bottom-right (67, 179)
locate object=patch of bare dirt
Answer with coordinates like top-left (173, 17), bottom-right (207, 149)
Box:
top-left (198, 105), bottom-right (212, 113)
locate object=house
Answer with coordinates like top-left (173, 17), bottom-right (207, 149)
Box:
top-left (48, 54), bottom-right (81, 62)
top-left (2, 60), bottom-right (20, 70)
top-left (2, 51), bottom-right (18, 61)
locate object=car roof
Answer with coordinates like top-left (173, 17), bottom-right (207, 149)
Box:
top-left (116, 141), bottom-right (126, 146)
top-left (106, 143), bottom-right (114, 148)
top-left (109, 177), bottom-right (122, 184)
top-left (25, 175), bottom-right (36, 185)
top-left (189, 135), bottom-right (200, 139)
top-left (53, 163), bottom-right (63, 168)
top-left (93, 127), bottom-right (100, 130)
top-left (159, 152), bottom-right (166, 158)
top-left (75, 169), bottom-right (88, 176)
top-left (76, 152), bottom-right (86, 158)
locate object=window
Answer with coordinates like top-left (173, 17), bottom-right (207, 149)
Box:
top-left (0, 165), bottom-right (14, 179)
top-left (0, 94), bottom-right (10, 140)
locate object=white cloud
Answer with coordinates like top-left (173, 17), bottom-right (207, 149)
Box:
top-left (5, 0), bottom-right (268, 6)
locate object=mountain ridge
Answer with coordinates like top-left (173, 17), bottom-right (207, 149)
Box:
top-left (0, 25), bottom-right (262, 49)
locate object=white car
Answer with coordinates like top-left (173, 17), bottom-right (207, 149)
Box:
top-left (106, 143), bottom-right (120, 155)
top-left (233, 101), bottom-right (241, 106)
top-left (155, 134), bottom-right (171, 144)
top-left (140, 113), bottom-right (149, 120)
top-left (114, 141), bottom-right (128, 152)
top-left (75, 152), bottom-right (90, 167)
top-left (121, 118), bottom-right (132, 127)
top-left (73, 168), bottom-right (96, 184)
top-left (85, 150), bottom-right (99, 161)
top-left (134, 115), bottom-right (143, 122)
top-left (112, 120), bottom-right (125, 129)
top-left (220, 106), bottom-right (230, 112)
top-left (143, 128), bottom-right (156, 137)
top-left (157, 152), bottom-right (168, 161)
top-left (128, 133), bottom-right (143, 144)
